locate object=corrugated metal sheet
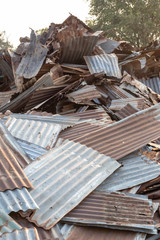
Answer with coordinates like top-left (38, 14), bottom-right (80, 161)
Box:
top-left (6, 114), bottom-right (79, 128)
top-left (0, 121), bottom-right (32, 191)
top-left (62, 191), bottom-right (157, 234)
top-left (110, 98), bottom-right (145, 111)
top-left (16, 139), bottom-right (48, 161)
top-left (24, 140), bottom-right (120, 229)
top-left (59, 122), bottom-right (108, 141)
top-left (0, 73), bottom-right (53, 113)
top-left (66, 226), bottom-right (146, 240)
top-left (66, 85), bottom-right (101, 104)
top-left (60, 36), bottom-right (98, 64)
top-left (97, 150), bottom-right (160, 192)
top-left (0, 187), bottom-right (38, 214)
top-left (0, 91), bottom-right (16, 107)
top-left (84, 54), bottom-right (122, 78)
top-left (66, 109), bottom-right (112, 123)
top-left (0, 210), bottom-right (21, 236)
top-left (115, 103), bottom-right (139, 119)
top-left (73, 103), bottom-right (160, 160)
top-left (24, 86), bottom-right (63, 112)
top-left (138, 77), bottom-right (160, 95)
top-left (0, 228), bottom-right (40, 240)
top-left (58, 224), bottom-right (73, 240)
top-left (5, 117), bottom-right (62, 149)
top-left (10, 212), bottom-right (61, 240)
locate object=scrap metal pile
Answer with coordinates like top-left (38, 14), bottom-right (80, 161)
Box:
top-left (1, 14), bottom-right (160, 239)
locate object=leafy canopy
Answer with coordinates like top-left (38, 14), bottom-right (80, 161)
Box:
top-left (0, 31), bottom-right (13, 50)
top-left (87, 0), bottom-right (160, 47)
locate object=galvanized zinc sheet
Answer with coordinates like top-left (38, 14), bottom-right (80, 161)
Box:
top-left (66, 226), bottom-right (146, 240)
top-left (115, 103), bottom-right (139, 119)
top-left (0, 187), bottom-right (38, 214)
top-left (24, 140), bottom-right (120, 229)
top-left (138, 77), bottom-right (160, 95)
top-left (0, 210), bottom-right (21, 236)
top-left (73, 103), bottom-right (160, 160)
top-left (97, 150), bottom-right (160, 192)
top-left (0, 228), bottom-right (40, 240)
top-left (6, 114), bottom-right (79, 129)
top-left (60, 36), bottom-right (98, 64)
top-left (62, 191), bottom-right (157, 234)
top-left (16, 139), bottom-right (48, 161)
top-left (84, 54), bottom-right (122, 78)
top-left (5, 117), bottom-right (62, 149)
top-left (0, 121), bottom-right (32, 191)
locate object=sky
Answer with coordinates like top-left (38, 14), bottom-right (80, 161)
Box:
top-left (0, 0), bottom-right (90, 47)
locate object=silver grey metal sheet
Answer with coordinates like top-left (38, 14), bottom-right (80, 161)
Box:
top-left (0, 187), bottom-right (38, 214)
top-left (0, 210), bottom-right (21, 236)
top-left (16, 139), bottom-right (48, 161)
top-left (0, 228), bottom-right (40, 240)
top-left (58, 224), bottom-right (73, 240)
top-left (138, 77), bottom-right (160, 95)
top-left (84, 53), bottom-right (122, 78)
top-left (24, 140), bottom-right (120, 229)
top-left (97, 150), bottom-right (160, 192)
top-left (6, 114), bottom-right (79, 129)
top-left (5, 117), bottom-right (62, 149)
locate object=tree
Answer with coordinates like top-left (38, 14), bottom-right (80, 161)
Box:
top-left (0, 31), bottom-right (13, 49)
top-left (87, 0), bottom-right (160, 47)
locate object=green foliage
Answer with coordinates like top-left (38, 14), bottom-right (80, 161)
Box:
top-left (35, 28), bottom-right (48, 36)
top-left (87, 0), bottom-right (160, 47)
top-left (0, 31), bottom-right (13, 50)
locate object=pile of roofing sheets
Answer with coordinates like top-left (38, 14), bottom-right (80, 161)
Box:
top-left (1, 14), bottom-right (160, 239)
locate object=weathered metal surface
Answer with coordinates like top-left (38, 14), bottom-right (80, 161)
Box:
top-left (110, 98), bottom-right (145, 111)
top-left (115, 103), bottom-right (139, 119)
top-left (0, 210), bottom-right (21, 236)
top-left (73, 103), bottom-right (160, 160)
top-left (67, 85), bottom-right (101, 104)
top-left (16, 139), bottom-right (48, 161)
top-left (97, 150), bottom-right (160, 192)
top-left (59, 122), bottom-right (108, 141)
top-left (66, 226), bottom-right (146, 240)
top-left (58, 224), bottom-right (73, 240)
top-left (138, 77), bottom-right (160, 95)
top-left (0, 73), bottom-right (53, 113)
top-left (84, 54), bottom-right (122, 78)
top-left (5, 117), bottom-right (62, 149)
top-left (60, 36), bottom-right (98, 64)
top-left (0, 91), bottom-right (16, 107)
top-left (0, 121), bottom-right (32, 191)
top-left (24, 86), bottom-right (63, 112)
top-left (24, 140), bottom-right (120, 229)
top-left (62, 191), bottom-right (157, 234)
top-left (0, 228), bottom-right (40, 240)
top-left (6, 114), bottom-right (79, 128)
top-left (0, 187), bottom-right (38, 214)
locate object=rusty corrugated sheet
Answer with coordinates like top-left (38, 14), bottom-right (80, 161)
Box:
top-left (0, 121), bottom-right (32, 191)
top-left (24, 140), bottom-right (120, 229)
top-left (60, 36), bottom-right (98, 64)
top-left (84, 54), bottom-right (122, 78)
top-left (66, 226), bottom-right (146, 240)
top-left (24, 86), bottom-right (63, 111)
top-left (0, 228), bottom-right (40, 240)
top-left (138, 77), bottom-right (160, 95)
top-left (0, 90), bottom-right (16, 107)
top-left (62, 191), bottom-right (157, 234)
top-left (65, 109), bottom-right (112, 122)
top-left (0, 73), bottom-right (53, 113)
top-left (59, 122), bottom-right (108, 141)
top-left (115, 103), bottom-right (139, 119)
top-left (110, 98), bottom-right (146, 111)
top-left (66, 85), bottom-right (101, 104)
top-left (73, 103), bottom-right (160, 160)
